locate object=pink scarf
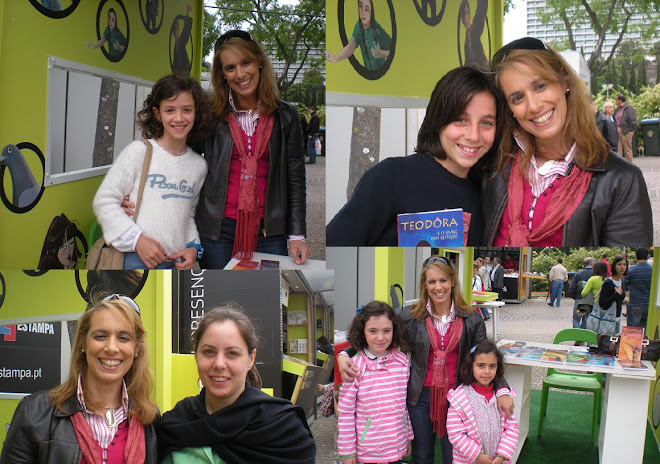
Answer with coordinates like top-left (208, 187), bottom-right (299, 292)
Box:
top-left (505, 151), bottom-right (592, 245)
top-left (70, 411), bottom-right (146, 463)
top-left (226, 112), bottom-right (274, 259)
top-left (426, 315), bottom-right (463, 437)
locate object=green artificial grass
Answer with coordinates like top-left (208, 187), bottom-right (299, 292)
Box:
top-left (404, 389), bottom-right (660, 463)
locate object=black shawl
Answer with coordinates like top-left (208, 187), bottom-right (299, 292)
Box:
top-left (157, 386), bottom-right (315, 463)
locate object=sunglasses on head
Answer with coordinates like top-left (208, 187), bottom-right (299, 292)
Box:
top-left (214, 30), bottom-right (253, 53)
top-left (101, 294), bottom-right (141, 316)
top-left (423, 256), bottom-right (451, 268)
top-left (491, 37), bottom-right (549, 68)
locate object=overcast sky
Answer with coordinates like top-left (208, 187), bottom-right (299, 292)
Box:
top-left (503, 0), bottom-right (527, 44)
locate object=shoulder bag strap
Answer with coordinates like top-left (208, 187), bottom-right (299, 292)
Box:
top-left (133, 139), bottom-right (153, 222)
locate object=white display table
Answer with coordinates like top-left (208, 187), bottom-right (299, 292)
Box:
top-left (497, 339), bottom-right (654, 464)
top-left (224, 252), bottom-right (326, 270)
top-left (473, 300), bottom-right (505, 340)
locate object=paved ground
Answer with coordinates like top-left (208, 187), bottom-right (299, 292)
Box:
top-left (310, 294), bottom-right (623, 464)
top-left (305, 155), bottom-right (325, 260)
top-left (632, 155), bottom-right (660, 244)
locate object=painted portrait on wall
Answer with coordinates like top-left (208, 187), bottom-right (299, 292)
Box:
top-left (326, 0), bottom-right (396, 80)
top-left (86, 0), bottom-right (130, 63)
top-left (139, 0), bottom-right (165, 35)
top-left (169, 2), bottom-right (194, 73)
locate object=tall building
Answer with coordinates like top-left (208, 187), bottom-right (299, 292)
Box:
top-left (526, 0), bottom-right (658, 59)
top-left (268, 46), bottom-right (325, 85)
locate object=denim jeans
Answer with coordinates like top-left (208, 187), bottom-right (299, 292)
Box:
top-left (123, 252), bottom-right (177, 270)
top-left (200, 217), bottom-right (288, 269)
top-left (407, 388), bottom-right (453, 464)
top-left (627, 304), bottom-right (648, 328)
top-left (549, 280), bottom-right (563, 306)
top-left (307, 136), bottom-right (318, 163)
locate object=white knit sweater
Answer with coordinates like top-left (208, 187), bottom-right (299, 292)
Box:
top-left (93, 139), bottom-right (207, 255)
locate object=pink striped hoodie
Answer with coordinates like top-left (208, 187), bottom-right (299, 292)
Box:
top-left (447, 384), bottom-right (519, 464)
top-left (337, 349), bottom-right (414, 462)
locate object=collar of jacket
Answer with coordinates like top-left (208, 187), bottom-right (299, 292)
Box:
top-left (53, 394), bottom-right (84, 418)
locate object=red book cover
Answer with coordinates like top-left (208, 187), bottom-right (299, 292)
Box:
top-left (233, 259), bottom-right (260, 270)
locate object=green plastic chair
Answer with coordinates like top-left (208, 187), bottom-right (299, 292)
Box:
top-left (537, 328), bottom-right (602, 443)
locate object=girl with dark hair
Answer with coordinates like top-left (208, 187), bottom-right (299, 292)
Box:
top-left (327, 66), bottom-right (502, 246)
top-left (485, 37), bottom-right (651, 245)
top-left (157, 304), bottom-right (316, 463)
top-left (447, 340), bottom-right (519, 464)
top-left (339, 259), bottom-right (514, 464)
top-left (326, 0), bottom-right (391, 70)
top-left (337, 301), bottom-right (412, 464)
top-left (94, 73), bottom-right (213, 270)
top-left (0, 295), bottom-right (159, 463)
top-left (588, 255), bottom-right (628, 335)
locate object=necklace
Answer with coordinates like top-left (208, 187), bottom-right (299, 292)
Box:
top-left (156, 138), bottom-right (187, 156)
top-left (100, 406), bottom-right (120, 427)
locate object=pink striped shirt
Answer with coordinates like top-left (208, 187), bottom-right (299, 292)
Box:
top-left (425, 300), bottom-right (456, 338)
top-left (76, 375), bottom-right (129, 462)
top-left (447, 384), bottom-right (519, 464)
top-left (525, 142), bottom-right (577, 229)
top-left (337, 349), bottom-right (414, 462)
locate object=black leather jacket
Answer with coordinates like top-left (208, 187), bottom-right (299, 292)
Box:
top-left (482, 151), bottom-right (652, 246)
top-left (400, 305), bottom-right (508, 406)
top-left (195, 101), bottom-right (306, 241)
top-left (0, 391), bottom-right (158, 464)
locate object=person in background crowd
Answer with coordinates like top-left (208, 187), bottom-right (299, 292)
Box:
top-left (548, 257), bottom-right (568, 307)
top-left (567, 257), bottom-right (595, 329)
top-left (601, 253), bottom-right (611, 277)
top-left (306, 106), bottom-right (320, 165)
top-left (491, 257), bottom-right (505, 301)
top-left (625, 248), bottom-right (652, 328)
top-left (603, 101), bottom-right (615, 121)
top-left (483, 256), bottom-right (493, 290)
top-left (614, 93), bottom-right (638, 163)
top-left (591, 96), bottom-right (617, 152)
top-left (502, 253), bottom-right (518, 271)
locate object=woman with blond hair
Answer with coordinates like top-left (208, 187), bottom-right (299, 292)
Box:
top-left (339, 257), bottom-right (513, 464)
top-left (484, 37), bottom-right (651, 246)
top-left (0, 295), bottom-right (158, 463)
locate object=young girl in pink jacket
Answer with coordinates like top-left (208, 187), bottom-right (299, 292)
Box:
top-left (337, 301), bottom-right (413, 464)
top-left (447, 340), bottom-right (519, 464)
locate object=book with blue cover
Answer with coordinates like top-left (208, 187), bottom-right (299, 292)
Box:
top-left (515, 346), bottom-right (545, 360)
top-left (397, 208), bottom-right (467, 247)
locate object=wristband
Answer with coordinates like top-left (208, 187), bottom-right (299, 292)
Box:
top-left (186, 240), bottom-right (204, 261)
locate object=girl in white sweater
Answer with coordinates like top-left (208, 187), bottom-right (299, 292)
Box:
top-left (93, 73), bottom-right (214, 269)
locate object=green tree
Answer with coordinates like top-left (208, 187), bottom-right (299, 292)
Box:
top-left (202, 8), bottom-right (222, 70)
top-left (209, 0), bottom-right (325, 93)
top-left (538, 0), bottom-right (658, 92)
top-left (631, 84), bottom-right (660, 120)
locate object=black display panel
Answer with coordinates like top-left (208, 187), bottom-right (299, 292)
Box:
top-left (176, 270), bottom-right (282, 397)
